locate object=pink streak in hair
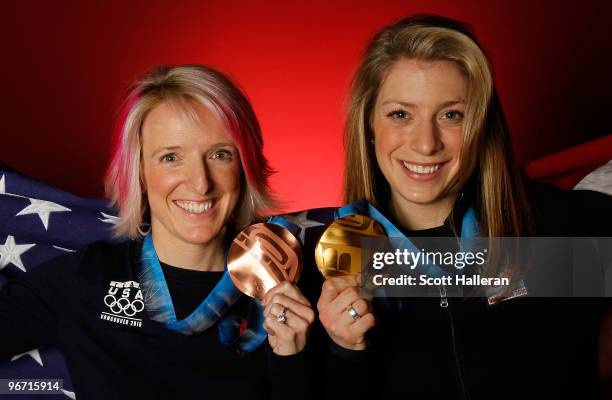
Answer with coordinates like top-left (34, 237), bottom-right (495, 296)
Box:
top-left (106, 90), bottom-right (140, 207)
top-left (225, 115), bottom-right (267, 193)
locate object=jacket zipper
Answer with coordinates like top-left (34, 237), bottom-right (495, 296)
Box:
top-left (440, 285), bottom-right (468, 400)
top-left (439, 285), bottom-right (448, 308)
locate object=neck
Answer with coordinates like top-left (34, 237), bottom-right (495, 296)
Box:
top-left (151, 231), bottom-right (225, 272)
top-left (389, 194), bottom-right (457, 231)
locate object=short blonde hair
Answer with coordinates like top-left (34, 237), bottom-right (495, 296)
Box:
top-left (345, 15), bottom-right (531, 238)
top-left (105, 65), bottom-right (276, 238)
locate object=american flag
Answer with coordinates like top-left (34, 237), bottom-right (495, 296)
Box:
top-left (0, 163), bottom-right (121, 400)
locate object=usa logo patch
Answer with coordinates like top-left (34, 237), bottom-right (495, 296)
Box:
top-left (100, 280), bottom-right (144, 327)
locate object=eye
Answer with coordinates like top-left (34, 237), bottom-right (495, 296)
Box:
top-left (441, 110), bottom-right (464, 121)
top-left (386, 110), bottom-right (408, 120)
top-left (160, 153), bottom-right (178, 163)
top-left (210, 149), bottom-right (234, 161)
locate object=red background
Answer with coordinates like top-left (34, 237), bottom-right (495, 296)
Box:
top-left (2, 0), bottom-right (611, 212)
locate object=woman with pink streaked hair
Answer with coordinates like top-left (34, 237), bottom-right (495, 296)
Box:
top-left (0, 65), bottom-right (317, 399)
top-left (105, 65), bottom-right (277, 239)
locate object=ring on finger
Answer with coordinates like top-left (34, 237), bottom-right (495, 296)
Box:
top-left (346, 304), bottom-right (361, 321)
top-left (276, 306), bottom-right (289, 324)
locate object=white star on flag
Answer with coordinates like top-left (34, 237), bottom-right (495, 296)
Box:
top-left (0, 175), bottom-right (26, 199)
top-left (0, 235), bottom-right (36, 272)
top-left (282, 211), bottom-right (325, 243)
top-left (16, 198), bottom-right (71, 230)
top-left (98, 212), bottom-right (120, 225)
top-left (53, 245), bottom-right (75, 253)
top-left (11, 348), bottom-right (43, 366)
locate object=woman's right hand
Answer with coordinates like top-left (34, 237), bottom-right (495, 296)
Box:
top-left (263, 281), bottom-right (315, 356)
top-left (317, 275), bottom-right (376, 350)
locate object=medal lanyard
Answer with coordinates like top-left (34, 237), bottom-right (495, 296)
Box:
top-left (335, 200), bottom-right (480, 277)
top-left (335, 200), bottom-right (527, 307)
top-left (138, 233), bottom-right (267, 352)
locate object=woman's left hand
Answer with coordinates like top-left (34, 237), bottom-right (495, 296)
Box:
top-left (263, 281), bottom-right (315, 356)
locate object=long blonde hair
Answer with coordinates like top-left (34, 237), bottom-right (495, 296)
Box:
top-left (344, 15), bottom-right (531, 238)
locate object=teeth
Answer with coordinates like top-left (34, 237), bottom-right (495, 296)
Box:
top-left (175, 200), bottom-right (213, 214)
top-left (403, 162), bottom-right (441, 174)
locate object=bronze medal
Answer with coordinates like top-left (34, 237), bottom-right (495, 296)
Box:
top-left (228, 223), bottom-right (302, 300)
top-left (315, 215), bottom-right (386, 279)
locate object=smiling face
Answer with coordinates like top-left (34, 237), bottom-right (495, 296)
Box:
top-left (372, 58), bottom-right (467, 218)
top-left (141, 100), bottom-right (241, 253)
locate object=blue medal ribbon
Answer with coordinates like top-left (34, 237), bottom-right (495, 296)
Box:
top-left (267, 215), bottom-right (302, 241)
top-left (137, 233), bottom-right (267, 353)
top-left (336, 199), bottom-right (527, 305)
top-left (336, 199), bottom-right (480, 278)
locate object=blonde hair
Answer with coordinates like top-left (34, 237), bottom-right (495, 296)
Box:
top-left (105, 65), bottom-right (276, 238)
top-left (344, 15), bottom-right (531, 239)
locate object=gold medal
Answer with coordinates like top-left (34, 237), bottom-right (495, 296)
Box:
top-left (228, 223), bottom-right (302, 300)
top-left (315, 215), bottom-right (386, 279)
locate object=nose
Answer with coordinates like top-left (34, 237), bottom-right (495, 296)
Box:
top-left (409, 119), bottom-right (443, 155)
top-left (187, 158), bottom-right (212, 195)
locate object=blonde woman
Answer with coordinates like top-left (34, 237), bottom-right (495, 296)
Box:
top-left (317, 15), bottom-right (611, 399)
top-left (0, 65), bottom-right (317, 399)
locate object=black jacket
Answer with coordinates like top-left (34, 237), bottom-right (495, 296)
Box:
top-left (0, 240), bottom-right (317, 400)
top-left (299, 184), bottom-right (611, 400)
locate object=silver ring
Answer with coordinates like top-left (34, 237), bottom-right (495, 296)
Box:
top-left (276, 307), bottom-right (288, 324)
top-left (346, 305), bottom-right (361, 321)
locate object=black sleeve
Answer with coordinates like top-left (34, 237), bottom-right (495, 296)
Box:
top-left (528, 181), bottom-right (612, 236)
top-left (324, 337), bottom-right (374, 400)
top-left (565, 189), bottom-right (612, 236)
top-left (263, 241), bottom-right (326, 400)
top-left (265, 340), bottom-right (320, 400)
top-left (0, 251), bottom-right (81, 359)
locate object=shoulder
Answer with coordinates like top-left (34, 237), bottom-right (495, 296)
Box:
top-left (276, 207), bottom-right (338, 225)
top-left (22, 240), bottom-right (140, 287)
top-left (0, 240), bottom-right (140, 316)
top-left (72, 240), bottom-right (142, 284)
top-left (272, 207), bottom-right (337, 246)
top-left (526, 180), bottom-right (612, 236)
top-left (74, 240), bottom-right (136, 267)
top-left (271, 207), bottom-right (338, 302)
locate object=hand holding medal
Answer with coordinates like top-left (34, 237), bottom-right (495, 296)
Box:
top-left (262, 281), bottom-right (315, 356)
top-left (228, 223), bottom-right (314, 355)
top-left (315, 215), bottom-right (382, 350)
